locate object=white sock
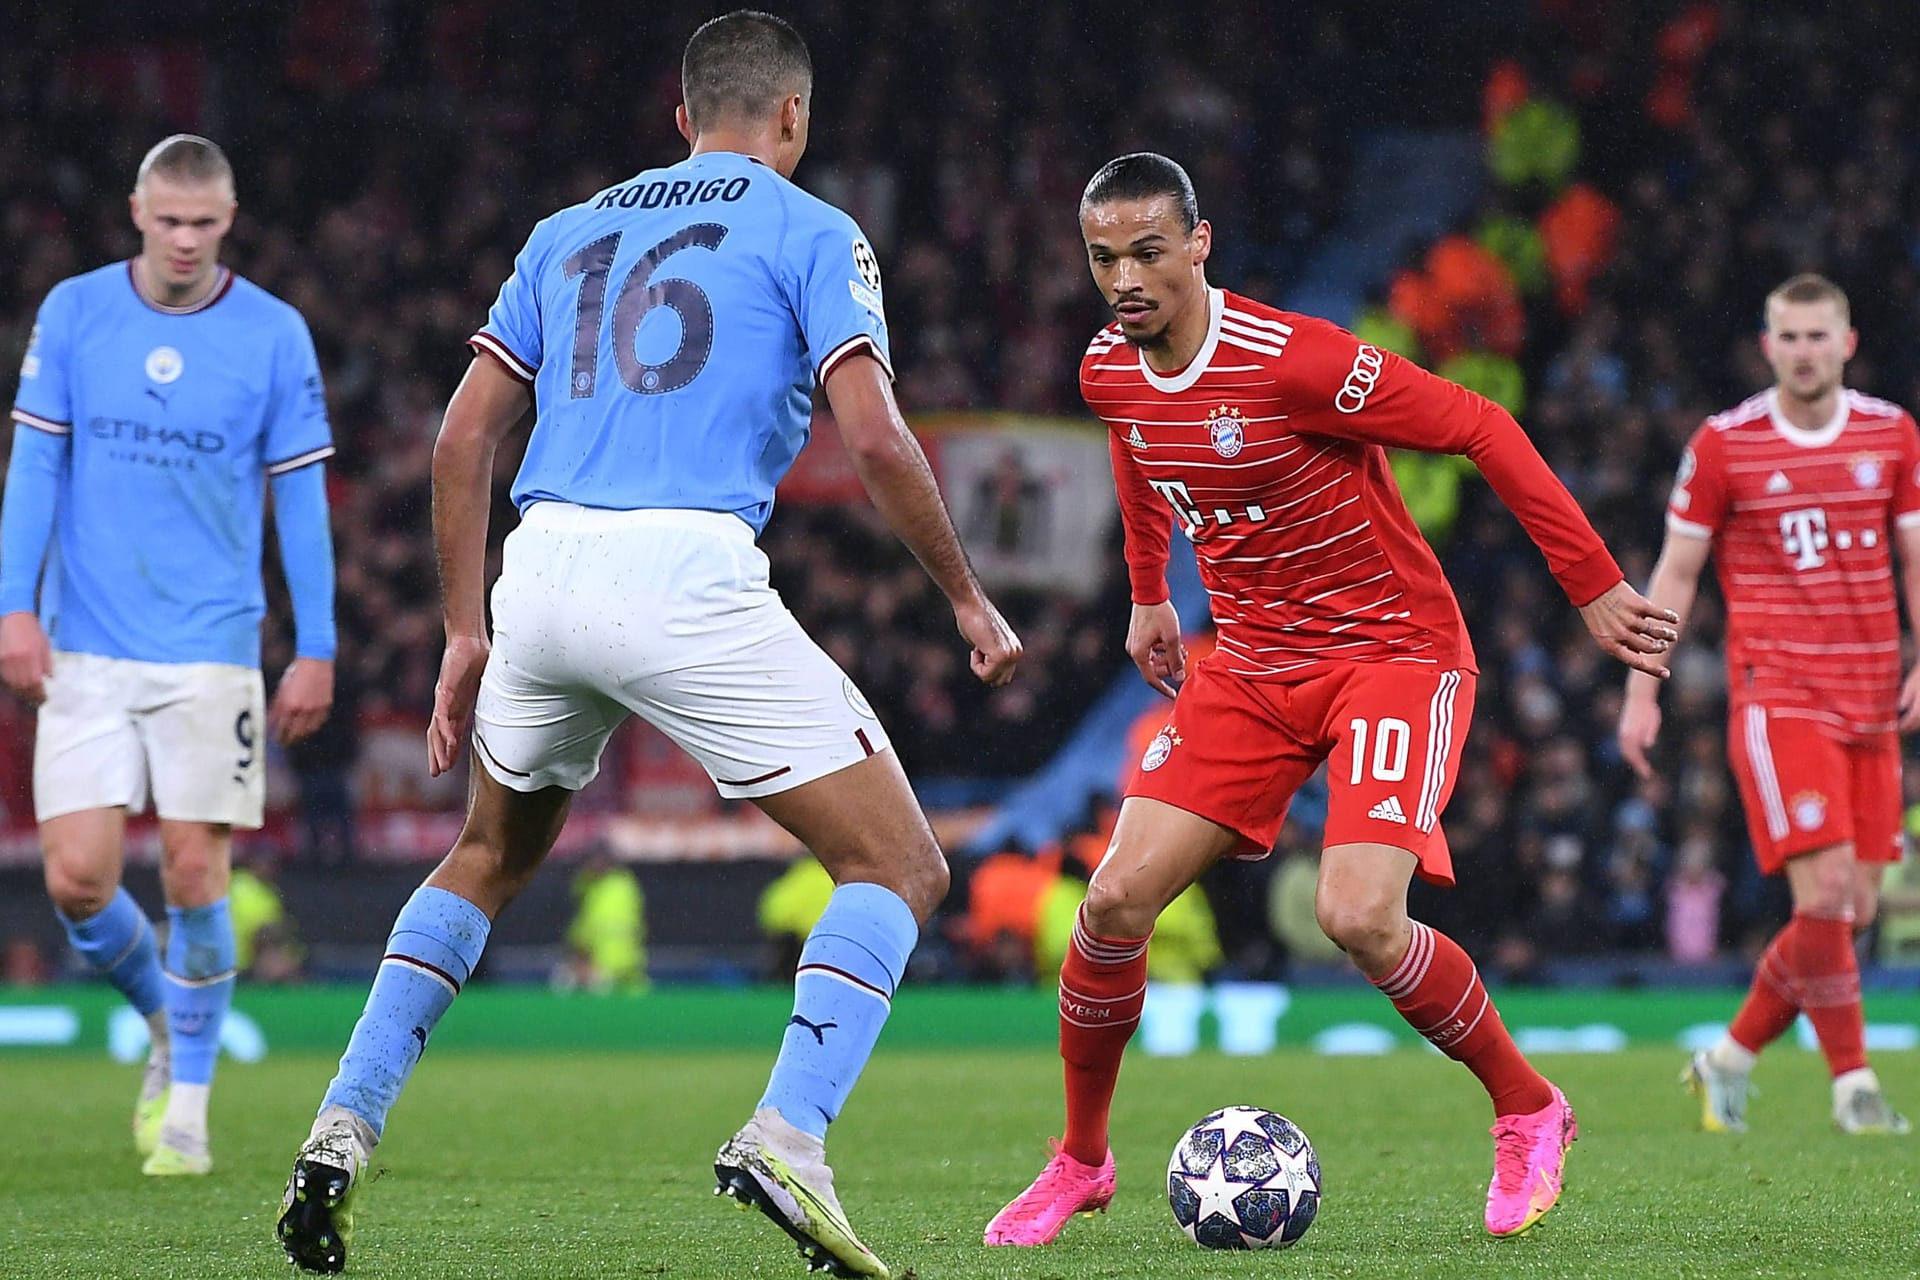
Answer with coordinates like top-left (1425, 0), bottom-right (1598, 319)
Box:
top-left (144, 1010), bottom-right (170, 1060)
top-left (1833, 1066), bottom-right (1878, 1105)
top-left (162, 1082), bottom-right (211, 1137)
top-left (311, 1104), bottom-right (378, 1158)
top-left (1707, 1036), bottom-right (1757, 1075)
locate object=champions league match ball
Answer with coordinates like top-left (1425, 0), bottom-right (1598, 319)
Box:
top-left (1167, 1106), bottom-right (1321, 1250)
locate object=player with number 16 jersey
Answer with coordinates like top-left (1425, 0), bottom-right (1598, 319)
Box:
top-left (280, 14), bottom-right (1018, 1278)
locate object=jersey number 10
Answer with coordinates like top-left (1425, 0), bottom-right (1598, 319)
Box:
top-left (561, 223), bottom-right (730, 399)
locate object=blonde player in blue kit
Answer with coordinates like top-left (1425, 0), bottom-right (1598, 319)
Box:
top-left (1, 135), bottom-right (337, 1176)
top-left (277, 12), bottom-right (1020, 1278)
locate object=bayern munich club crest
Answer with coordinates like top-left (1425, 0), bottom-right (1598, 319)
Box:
top-left (1142, 726), bottom-right (1182, 771)
top-left (1852, 457), bottom-right (1883, 490)
top-left (1208, 404), bottom-right (1246, 458)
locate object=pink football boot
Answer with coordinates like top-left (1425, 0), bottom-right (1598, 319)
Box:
top-left (983, 1141), bottom-right (1117, 1246)
top-left (1485, 1084), bottom-right (1577, 1237)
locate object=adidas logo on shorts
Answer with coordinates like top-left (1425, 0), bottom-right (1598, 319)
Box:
top-left (1367, 796), bottom-right (1407, 824)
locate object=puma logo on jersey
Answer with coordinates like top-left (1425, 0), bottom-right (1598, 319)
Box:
top-left (1367, 796), bottom-right (1407, 824)
top-left (1766, 472), bottom-right (1791, 494)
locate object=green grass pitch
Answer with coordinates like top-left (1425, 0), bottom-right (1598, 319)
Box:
top-left (1, 1046), bottom-right (1914, 1279)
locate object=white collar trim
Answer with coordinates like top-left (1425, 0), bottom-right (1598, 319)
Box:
top-left (1766, 387), bottom-right (1850, 448)
top-left (1138, 288), bottom-right (1223, 394)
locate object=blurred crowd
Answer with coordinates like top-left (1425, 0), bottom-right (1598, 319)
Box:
top-left (5, 1), bottom-right (1920, 973)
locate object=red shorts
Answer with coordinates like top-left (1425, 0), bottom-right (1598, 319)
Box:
top-left (1123, 658), bottom-right (1475, 886)
top-left (1727, 703), bottom-right (1901, 875)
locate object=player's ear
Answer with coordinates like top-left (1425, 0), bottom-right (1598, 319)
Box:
top-left (1844, 327), bottom-right (1859, 362)
top-left (1190, 219), bottom-right (1212, 266)
top-left (779, 93), bottom-right (803, 141)
top-left (675, 104), bottom-right (694, 146)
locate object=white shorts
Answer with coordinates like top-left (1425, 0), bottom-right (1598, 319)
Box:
top-left (35, 651), bottom-right (266, 827)
top-left (473, 504), bottom-right (892, 799)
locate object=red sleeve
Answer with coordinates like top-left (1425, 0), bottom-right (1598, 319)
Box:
top-left (1284, 320), bottom-right (1623, 606)
top-left (1666, 422), bottom-right (1726, 541)
top-left (1893, 413), bottom-right (1920, 530)
top-left (1108, 428), bottom-right (1173, 605)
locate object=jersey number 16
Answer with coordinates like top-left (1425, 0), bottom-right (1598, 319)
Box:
top-left (561, 223), bottom-right (730, 399)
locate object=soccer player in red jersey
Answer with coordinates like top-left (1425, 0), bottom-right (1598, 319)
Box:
top-left (1620, 274), bottom-right (1915, 1136)
top-left (984, 153), bottom-right (1678, 1246)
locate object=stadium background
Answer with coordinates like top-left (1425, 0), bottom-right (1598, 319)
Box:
top-left (5, 0), bottom-right (1920, 1019)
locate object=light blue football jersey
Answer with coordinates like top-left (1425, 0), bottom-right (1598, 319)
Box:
top-left (7, 262), bottom-right (333, 666)
top-left (470, 151), bottom-right (890, 534)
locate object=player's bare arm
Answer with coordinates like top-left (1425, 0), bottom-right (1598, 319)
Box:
top-left (427, 354), bottom-right (533, 775)
top-left (1897, 521), bottom-right (1920, 732)
top-left (822, 351), bottom-right (1021, 686)
top-left (1616, 530), bottom-right (1711, 778)
top-left (0, 611), bottom-right (52, 706)
top-left (1125, 600), bottom-right (1185, 699)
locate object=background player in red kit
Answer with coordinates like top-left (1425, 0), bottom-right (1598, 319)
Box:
top-left (1620, 274), bottom-right (1915, 1136)
top-left (984, 153), bottom-right (1679, 1246)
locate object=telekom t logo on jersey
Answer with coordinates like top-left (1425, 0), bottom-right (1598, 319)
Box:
top-left (1147, 477), bottom-right (1271, 535)
top-left (1779, 507), bottom-right (1829, 569)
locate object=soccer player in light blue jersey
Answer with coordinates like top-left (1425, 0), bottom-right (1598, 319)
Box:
top-left (277, 11), bottom-right (1019, 1278)
top-left (1, 135), bottom-right (337, 1176)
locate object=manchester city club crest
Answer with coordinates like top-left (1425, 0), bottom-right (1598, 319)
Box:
top-left (145, 345), bottom-right (184, 384)
top-left (1207, 404), bottom-right (1246, 458)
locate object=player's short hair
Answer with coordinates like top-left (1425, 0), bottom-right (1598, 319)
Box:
top-left (134, 134), bottom-right (234, 196)
top-left (1080, 153), bottom-right (1200, 234)
top-left (682, 10), bottom-right (813, 129)
top-left (1765, 273), bottom-right (1850, 326)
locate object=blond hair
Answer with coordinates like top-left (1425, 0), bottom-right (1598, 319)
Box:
top-left (134, 134), bottom-right (234, 196)
top-left (1765, 273), bottom-right (1849, 327)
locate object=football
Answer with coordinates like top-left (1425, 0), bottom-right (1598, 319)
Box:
top-left (1166, 1105), bottom-right (1320, 1249)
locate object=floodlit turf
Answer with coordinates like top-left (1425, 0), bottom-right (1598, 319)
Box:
top-left (1, 1046), bottom-right (1915, 1279)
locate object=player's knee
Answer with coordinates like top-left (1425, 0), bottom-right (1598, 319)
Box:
top-left (1314, 896), bottom-right (1400, 964)
top-left (1853, 890), bottom-right (1880, 932)
top-left (1082, 873), bottom-right (1158, 940)
top-left (43, 862), bottom-right (116, 920)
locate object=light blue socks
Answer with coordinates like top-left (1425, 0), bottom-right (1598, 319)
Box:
top-left (758, 883), bottom-right (919, 1139)
top-left (164, 899), bottom-right (236, 1087)
top-left (320, 886), bottom-right (491, 1139)
top-left (58, 888), bottom-right (165, 1018)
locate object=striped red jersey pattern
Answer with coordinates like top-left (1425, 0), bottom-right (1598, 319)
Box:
top-left (1666, 388), bottom-right (1920, 737)
top-left (1082, 289), bottom-right (1621, 681)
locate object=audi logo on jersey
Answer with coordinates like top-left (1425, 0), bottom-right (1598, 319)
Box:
top-left (1335, 344), bottom-right (1385, 414)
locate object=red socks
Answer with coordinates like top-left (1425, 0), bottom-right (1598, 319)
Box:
top-left (1373, 921), bottom-right (1552, 1117)
top-left (1731, 912), bottom-right (1864, 1076)
top-left (1057, 905), bottom-right (1149, 1165)
top-left (1728, 924), bottom-right (1802, 1054)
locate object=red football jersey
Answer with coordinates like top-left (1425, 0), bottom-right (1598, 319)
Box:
top-left (1666, 388), bottom-right (1920, 738)
top-left (1082, 289), bottom-right (1622, 680)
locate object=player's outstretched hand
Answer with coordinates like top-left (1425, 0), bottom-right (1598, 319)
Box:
top-left (1577, 581), bottom-right (1679, 679)
top-left (0, 611), bottom-right (52, 706)
top-left (1127, 600), bottom-right (1186, 699)
top-left (956, 595), bottom-right (1022, 687)
top-left (269, 657), bottom-right (334, 745)
top-left (1617, 697), bottom-right (1662, 781)
top-left (1899, 664), bottom-right (1920, 733)
top-left (429, 633), bottom-right (491, 776)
